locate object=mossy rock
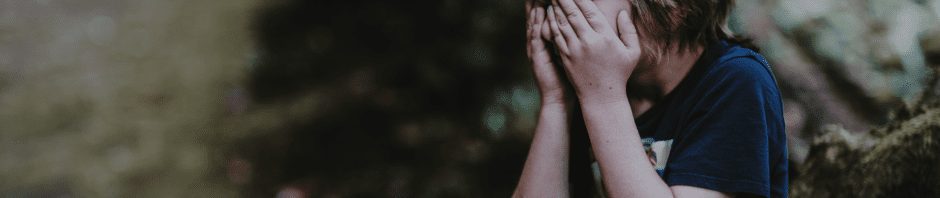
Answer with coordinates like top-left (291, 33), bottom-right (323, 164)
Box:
top-left (792, 107), bottom-right (940, 197)
top-left (793, 41), bottom-right (940, 197)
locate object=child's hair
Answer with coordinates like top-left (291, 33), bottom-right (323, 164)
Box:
top-left (537, 0), bottom-right (755, 63)
top-left (630, 0), bottom-right (756, 63)
top-left (634, 0), bottom-right (731, 50)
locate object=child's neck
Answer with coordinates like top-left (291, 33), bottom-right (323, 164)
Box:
top-left (627, 46), bottom-right (704, 117)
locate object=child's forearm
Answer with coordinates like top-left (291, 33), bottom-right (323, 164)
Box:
top-left (578, 95), bottom-right (673, 198)
top-left (513, 103), bottom-right (571, 197)
top-left (579, 95), bottom-right (734, 198)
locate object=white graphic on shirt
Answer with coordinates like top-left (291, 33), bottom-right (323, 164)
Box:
top-left (643, 138), bottom-right (674, 172)
top-left (592, 138), bottom-right (674, 196)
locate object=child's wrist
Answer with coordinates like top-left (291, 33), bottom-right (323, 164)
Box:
top-left (540, 98), bottom-right (569, 111)
top-left (577, 89), bottom-right (628, 108)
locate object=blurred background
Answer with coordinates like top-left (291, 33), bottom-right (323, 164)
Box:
top-left (1, 0), bottom-right (939, 197)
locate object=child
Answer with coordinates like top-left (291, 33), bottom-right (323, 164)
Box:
top-left (514, 0), bottom-right (787, 197)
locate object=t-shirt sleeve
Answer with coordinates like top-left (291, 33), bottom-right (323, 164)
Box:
top-left (662, 57), bottom-right (786, 198)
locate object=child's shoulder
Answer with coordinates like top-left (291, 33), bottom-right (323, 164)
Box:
top-left (703, 46), bottom-right (777, 89)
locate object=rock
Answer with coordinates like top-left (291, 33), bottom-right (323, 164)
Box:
top-left (792, 33), bottom-right (940, 195)
top-left (792, 107), bottom-right (940, 197)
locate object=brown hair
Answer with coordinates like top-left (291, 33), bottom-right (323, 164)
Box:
top-left (630, 0), bottom-right (753, 63)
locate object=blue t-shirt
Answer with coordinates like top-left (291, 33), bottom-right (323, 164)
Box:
top-left (590, 41), bottom-right (788, 197)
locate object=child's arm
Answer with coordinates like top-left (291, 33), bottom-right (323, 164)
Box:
top-left (544, 0), bottom-right (730, 197)
top-left (513, 102), bottom-right (571, 197)
top-left (513, 1), bottom-right (572, 197)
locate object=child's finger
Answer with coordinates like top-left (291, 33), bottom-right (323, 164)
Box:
top-left (554, 0), bottom-right (593, 37)
top-left (573, 0), bottom-right (613, 34)
top-left (525, 0), bottom-right (532, 16)
top-left (541, 16), bottom-right (552, 41)
top-left (547, 6), bottom-right (571, 54)
top-left (550, 2), bottom-right (579, 46)
top-left (617, 10), bottom-right (639, 48)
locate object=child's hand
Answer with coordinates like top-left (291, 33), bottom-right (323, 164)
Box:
top-left (526, 0), bottom-right (567, 105)
top-left (547, 0), bottom-right (641, 105)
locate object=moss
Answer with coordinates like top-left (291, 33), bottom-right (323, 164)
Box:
top-left (792, 109), bottom-right (940, 197)
top-left (793, 68), bottom-right (940, 197)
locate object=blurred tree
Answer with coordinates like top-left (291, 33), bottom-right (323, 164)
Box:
top-left (242, 0), bottom-right (537, 196)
